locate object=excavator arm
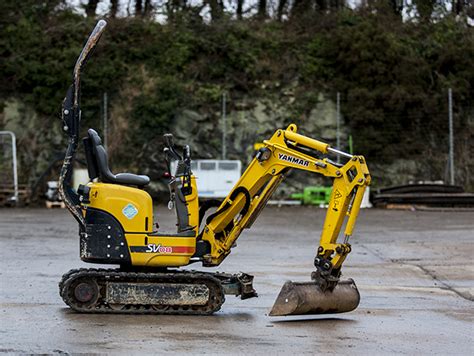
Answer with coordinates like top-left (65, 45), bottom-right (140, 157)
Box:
top-left (202, 124), bottom-right (370, 272)
top-left (200, 124), bottom-right (371, 315)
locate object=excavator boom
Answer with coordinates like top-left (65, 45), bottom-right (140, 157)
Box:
top-left (200, 123), bottom-right (371, 316)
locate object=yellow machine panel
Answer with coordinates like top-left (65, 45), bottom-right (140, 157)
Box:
top-left (186, 176), bottom-right (199, 230)
top-left (86, 182), bottom-right (153, 233)
top-left (126, 233), bottom-right (196, 267)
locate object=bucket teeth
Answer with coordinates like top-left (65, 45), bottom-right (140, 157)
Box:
top-left (269, 278), bottom-right (360, 316)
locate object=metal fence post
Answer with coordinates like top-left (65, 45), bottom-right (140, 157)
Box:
top-left (222, 92), bottom-right (227, 160)
top-left (336, 92), bottom-right (341, 164)
top-left (103, 92), bottom-right (108, 150)
top-left (448, 88), bottom-right (454, 185)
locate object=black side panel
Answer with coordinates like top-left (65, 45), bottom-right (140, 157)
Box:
top-left (81, 208), bottom-right (131, 265)
top-left (193, 240), bottom-right (211, 257)
top-left (175, 187), bottom-right (191, 232)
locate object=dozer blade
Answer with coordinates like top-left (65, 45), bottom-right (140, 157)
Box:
top-left (269, 278), bottom-right (360, 316)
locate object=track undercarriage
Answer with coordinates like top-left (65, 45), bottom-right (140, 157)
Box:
top-left (59, 269), bottom-right (257, 315)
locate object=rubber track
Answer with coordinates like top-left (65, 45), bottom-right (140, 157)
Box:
top-left (59, 268), bottom-right (225, 315)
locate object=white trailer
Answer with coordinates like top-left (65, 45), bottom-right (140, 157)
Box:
top-left (171, 159), bottom-right (242, 198)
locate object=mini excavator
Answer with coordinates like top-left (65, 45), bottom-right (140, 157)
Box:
top-left (58, 20), bottom-right (371, 316)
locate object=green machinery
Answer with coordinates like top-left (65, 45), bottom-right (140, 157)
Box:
top-left (291, 186), bottom-right (333, 206)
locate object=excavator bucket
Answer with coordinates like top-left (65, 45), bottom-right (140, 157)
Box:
top-left (269, 279), bottom-right (360, 316)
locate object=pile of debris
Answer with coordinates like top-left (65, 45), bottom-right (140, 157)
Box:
top-left (0, 184), bottom-right (30, 207)
top-left (371, 183), bottom-right (474, 209)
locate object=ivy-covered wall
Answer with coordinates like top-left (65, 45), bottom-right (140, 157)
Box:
top-left (1, 1), bottom-right (473, 196)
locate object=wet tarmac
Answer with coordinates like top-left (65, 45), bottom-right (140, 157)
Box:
top-left (0, 206), bottom-right (473, 354)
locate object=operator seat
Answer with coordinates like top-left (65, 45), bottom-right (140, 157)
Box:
top-left (85, 128), bottom-right (150, 187)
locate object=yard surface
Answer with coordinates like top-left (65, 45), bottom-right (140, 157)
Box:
top-left (0, 206), bottom-right (472, 354)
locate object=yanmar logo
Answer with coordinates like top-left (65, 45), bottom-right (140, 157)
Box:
top-left (278, 153), bottom-right (309, 167)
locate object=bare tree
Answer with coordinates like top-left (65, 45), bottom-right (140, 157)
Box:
top-left (110, 0), bottom-right (119, 18)
top-left (388, 0), bottom-right (404, 16)
top-left (237, 0), bottom-right (244, 19)
top-left (291, 0), bottom-right (313, 16)
top-left (414, 0), bottom-right (436, 21)
top-left (467, 0), bottom-right (474, 17)
top-left (277, 0), bottom-right (287, 20)
top-left (135, 0), bottom-right (143, 16)
top-left (85, 0), bottom-right (100, 17)
top-left (329, 0), bottom-right (344, 10)
top-left (144, 0), bottom-right (153, 16)
top-left (258, 0), bottom-right (267, 18)
top-left (205, 0), bottom-right (224, 20)
top-left (315, 0), bottom-right (327, 11)
top-left (166, 0), bottom-right (182, 20)
top-left (453, 0), bottom-right (471, 14)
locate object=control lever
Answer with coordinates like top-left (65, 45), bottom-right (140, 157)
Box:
top-left (163, 133), bottom-right (174, 147)
top-left (163, 148), bottom-right (172, 173)
top-left (163, 135), bottom-right (180, 210)
top-left (163, 134), bottom-right (182, 161)
top-left (183, 145), bottom-right (190, 162)
top-left (183, 145), bottom-right (191, 174)
top-left (166, 174), bottom-right (177, 210)
top-left (168, 193), bottom-right (175, 210)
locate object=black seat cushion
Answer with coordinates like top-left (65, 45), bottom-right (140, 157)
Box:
top-left (88, 129), bottom-right (150, 187)
top-left (114, 173), bottom-right (150, 186)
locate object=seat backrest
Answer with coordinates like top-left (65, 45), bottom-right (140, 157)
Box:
top-left (87, 128), bottom-right (116, 183)
top-left (83, 136), bottom-right (99, 180)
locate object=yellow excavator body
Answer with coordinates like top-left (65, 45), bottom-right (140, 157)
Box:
top-left (84, 181), bottom-right (199, 267)
top-left (86, 183), bottom-right (153, 233)
top-left (58, 19), bottom-right (372, 316)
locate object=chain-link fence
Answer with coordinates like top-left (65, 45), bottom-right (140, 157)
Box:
top-left (314, 91), bottom-right (474, 191)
